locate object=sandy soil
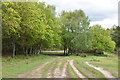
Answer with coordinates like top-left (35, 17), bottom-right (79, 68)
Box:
top-left (85, 61), bottom-right (116, 78)
top-left (18, 61), bottom-right (50, 78)
top-left (53, 62), bottom-right (62, 78)
top-left (69, 60), bottom-right (86, 78)
top-left (61, 60), bottom-right (69, 78)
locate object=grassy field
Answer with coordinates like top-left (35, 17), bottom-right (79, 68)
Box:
top-left (2, 54), bottom-right (56, 78)
top-left (72, 56), bottom-right (106, 78)
top-left (2, 52), bottom-right (118, 78)
top-left (89, 53), bottom-right (118, 77)
top-left (67, 63), bottom-right (79, 78)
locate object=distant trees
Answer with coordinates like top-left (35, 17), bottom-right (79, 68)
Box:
top-left (90, 25), bottom-right (116, 52)
top-left (110, 25), bottom-right (120, 54)
top-left (111, 25), bottom-right (120, 48)
top-left (60, 10), bottom-right (116, 55)
top-left (60, 10), bottom-right (92, 55)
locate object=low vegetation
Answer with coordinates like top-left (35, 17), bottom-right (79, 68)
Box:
top-left (90, 54), bottom-right (118, 77)
top-left (2, 54), bottom-right (55, 78)
top-left (2, 52), bottom-right (118, 78)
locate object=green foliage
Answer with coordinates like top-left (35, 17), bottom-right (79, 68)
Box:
top-left (2, 2), bottom-right (116, 56)
top-left (111, 25), bottom-right (120, 48)
top-left (90, 25), bottom-right (116, 51)
top-left (60, 10), bottom-right (91, 53)
top-left (2, 2), bottom-right (21, 39)
top-left (2, 2), bottom-right (62, 56)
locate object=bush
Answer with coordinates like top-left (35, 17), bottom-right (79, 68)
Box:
top-left (77, 53), bottom-right (87, 57)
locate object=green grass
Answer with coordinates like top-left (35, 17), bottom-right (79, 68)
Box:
top-left (41, 61), bottom-right (54, 78)
top-left (41, 59), bottom-right (59, 78)
top-left (2, 52), bottom-right (118, 78)
top-left (59, 57), bottom-right (69, 70)
top-left (66, 64), bottom-right (79, 78)
top-left (89, 53), bottom-right (118, 77)
top-left (41, 57), bottom-right (62, 78)
top-left (71, 56), bottom-right (105, 78)
top-left (50, 60), bottom-right (59, 77)
top-left (69, 52), bottom-right (118, 78)
top-left (2, 54), bottom-right (56, 78)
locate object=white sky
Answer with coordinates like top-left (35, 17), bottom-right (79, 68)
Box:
top-left (39, 0), bottom-right (119, 29)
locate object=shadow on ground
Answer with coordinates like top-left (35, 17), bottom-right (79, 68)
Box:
top-left (41, 53), bottom-right (66, 56)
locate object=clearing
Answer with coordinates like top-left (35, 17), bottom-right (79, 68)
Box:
top-left (2, 52), bottom-right (118, 78)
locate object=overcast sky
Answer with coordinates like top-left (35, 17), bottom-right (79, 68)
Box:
top-left (39, 0), bottom-right (119, 29)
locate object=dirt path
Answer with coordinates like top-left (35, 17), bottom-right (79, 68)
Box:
top-left (69, 60), bottom-right (86, 78)
top-left (29, 62), bottom-right (49, 78)
top-left (47, 62), bottom-right (56, 78)
top-left (85, 61), bottom-right (116, 78)
top-left (18, 61), bottom-right (50, 78)
top-left (61, 60), bottom-right (69, 78)
top-left (53, 62), bottom-right (62, 78)
top-left (18, 58), bottom-right (57, 78)
top-left (47, 58), bottom-right (69, 78)
top-left (47, 58), bottom-right (62, 78)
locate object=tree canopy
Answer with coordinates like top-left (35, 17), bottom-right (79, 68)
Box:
top-left (60, 10), bottom-right (92, 55)
top-left (2, 2), bottom-right (61, 57)
top-left (2, 2), bottom-right (117, 57)
top-left (90, 25), bottom-right (116, 52)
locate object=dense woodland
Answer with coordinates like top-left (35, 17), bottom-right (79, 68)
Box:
top-left (2, 2), bottom-right (120, 57)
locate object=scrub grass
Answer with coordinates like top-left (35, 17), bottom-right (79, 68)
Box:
top-left (2, 54), bottom-right (56, 78)
top-left (73, 57), bottom-right (105, 78)
top-left (66, 64), bottom-right (79, 78)
top-left (2, 52), bottom-right (118, 78)
top-left (89, 53), bottom-right (118, 77)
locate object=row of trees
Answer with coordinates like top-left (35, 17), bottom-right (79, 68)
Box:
top-left (60, 10), bottom-right (116, 55)
top-left (2, 2), bottom-right (119, 57)
top-left (2, 2), bottom-right (61, 57)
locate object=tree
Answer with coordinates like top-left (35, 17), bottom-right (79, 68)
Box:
top-left (2, 2), bottom-right (62, 56)
top-left (71, 10), bottom-right (92, 52)
top-left (60, 10), bottom-right (91, 55)
top-left (90, 25), bottom-right (116, 52)
top-left (2, 2), bottom-right (21, 57)
top-left (111, 25), bottom-right (120, 48)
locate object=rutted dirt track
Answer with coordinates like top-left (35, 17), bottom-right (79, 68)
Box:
top-left (47, 58), bottom-right (69, 78)
top-left (85, 61), bottom-right (116, 78)
top-left (18, 62), bottom-right (50, 78)
top-left (69, 60), bottom-right (86, 78)
top-left (18, 57), bottom-right (116, 78)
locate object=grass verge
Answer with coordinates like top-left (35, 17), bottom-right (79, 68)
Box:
top-left (2, 54), bottom-right (56, 78)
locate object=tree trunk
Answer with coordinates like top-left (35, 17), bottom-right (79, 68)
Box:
top-left (25, 48), bottom-right (28, 55)
top-left (64, 47), bottom-right (65, 55)
top-left (64, 46), bottom-right (66, 55)
top-left (39, 40), bottom-right (42, 54)
top-left (40, 46), bottom-right (42, 54)
top-left (29, 47), bottom-right (32, 55)
top-left (76, 49), bottom-right (78, 56)
top-left (34, 50), bottom-right (36, 54)
top-left (12, 42), bottom-right (15, 58)
top-left (37, 50), bottom-right (40, 54)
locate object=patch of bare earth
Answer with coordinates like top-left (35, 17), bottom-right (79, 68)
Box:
top-left (29, 62), bottom-right (49, 78)
top-left (69, 59), bottom-right (87, 79)
top-left (85, 61), bottom-right (116, 78)
top-left (53, 62), bottom-right (62, 78)
top-left (18, 61), bottom-right (50, 78)
top-left (47, 62), bottom-right (56, 78)
top-left (61, 60), bottom-right (69, 78)
top-left (48, 58), bottom-right (69, 78)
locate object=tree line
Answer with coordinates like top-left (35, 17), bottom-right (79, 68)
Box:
top-left (2, 2), bottom-right (119, 57)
